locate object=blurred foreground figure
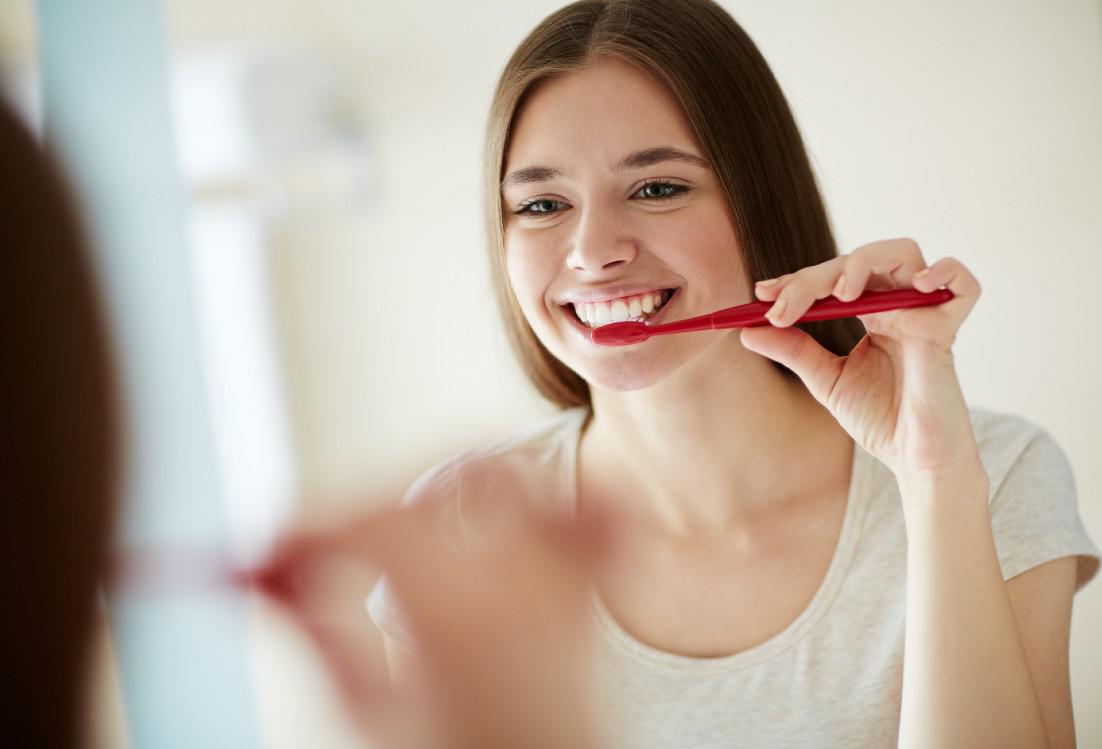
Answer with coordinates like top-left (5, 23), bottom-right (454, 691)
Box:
top-left (0, 90), bottom-right (605, 749)
top-left (258, 501), bottom-right (608, 749)
top-left (0, 86), bottom-right (612, 749)
top-left (0, 100), bottom-right (120, 747)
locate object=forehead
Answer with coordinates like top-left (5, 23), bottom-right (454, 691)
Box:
top-left (505, 58), bottom-right (700, 173)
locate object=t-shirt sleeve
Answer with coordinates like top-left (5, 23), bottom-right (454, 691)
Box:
top-left (987, 427), bottom-right (1100, 591)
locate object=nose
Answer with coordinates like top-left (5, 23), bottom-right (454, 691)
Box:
top-left (565, 208), bottom-right (637, 273)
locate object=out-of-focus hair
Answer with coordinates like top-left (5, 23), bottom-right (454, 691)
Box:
top-left (0, 99), bottom-right (119, 748)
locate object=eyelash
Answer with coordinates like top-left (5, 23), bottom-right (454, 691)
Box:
top-left (512, 179), bottom-right (690, 217)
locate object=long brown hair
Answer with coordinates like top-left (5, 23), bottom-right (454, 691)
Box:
top-left (483, 0), bottom-right (864, 408)
top-left (0, 100), bottom-right (119, 747)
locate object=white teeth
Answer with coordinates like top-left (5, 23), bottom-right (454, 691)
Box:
top-left (595, 302), bottom-right (611, 324)
top-left (571, 290), bottom-right (673, 329)
top-left (611, 300), bottom-right (629, 322)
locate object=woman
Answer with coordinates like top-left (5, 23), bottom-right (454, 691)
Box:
top-left (335, 0), bottom-right (1098, 745)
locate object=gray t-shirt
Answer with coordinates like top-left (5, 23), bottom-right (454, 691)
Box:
top-left (367, 407), bottom-right (1099, 747)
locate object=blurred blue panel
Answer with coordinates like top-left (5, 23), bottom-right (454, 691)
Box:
top-left (35, 1), bottom-right (260, 747)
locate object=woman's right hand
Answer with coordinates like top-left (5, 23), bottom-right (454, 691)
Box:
top-left (255, 499), bottom-right (608, 749)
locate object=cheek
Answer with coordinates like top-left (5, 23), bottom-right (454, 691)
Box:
top-left (505, 240), bottom-right (559, 316)
top-left (667, 212), bottom-right (746, 291)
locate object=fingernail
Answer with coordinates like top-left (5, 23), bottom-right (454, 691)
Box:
top-left (914, 268), bottom-right (931, 280)
top-left (756, 278), bottom-right (779, 288)
top-left (768, 297), bottom-right (788, 324)
top-left (832, 275), bottom-right (846, 298)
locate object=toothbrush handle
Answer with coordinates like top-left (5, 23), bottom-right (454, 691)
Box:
top-left (710, 287), bottom-right (955, 328)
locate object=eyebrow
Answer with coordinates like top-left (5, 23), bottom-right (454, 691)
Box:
top-left (500, 146), bottom-right (709, 190)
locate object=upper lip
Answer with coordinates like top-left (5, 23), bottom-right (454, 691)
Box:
top-left (558, 283), bottom-right (676, 304)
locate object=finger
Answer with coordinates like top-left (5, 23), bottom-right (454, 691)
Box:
top-left (265, 501), bottom-right (608, 662)
top-left (253, 503), bottom-right (405, 602)
top-left (757, 239), bottom-right (931, 326)
top-left (862, 274), bottom-right (902, 292)
top-left (771, 241), bottom-right (926, 327)
top-left (753, 273), bottom-right (794, 302)
top-left (835, 238), bottom-right (927, 302)
top-left (911, 255), bottom-right (982, 320)
top-left (739, 326), bottom-right (844, 406)
top-left (764, 257), bottom-right (846, 327)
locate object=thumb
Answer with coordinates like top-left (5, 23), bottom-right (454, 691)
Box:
top-left (739, 326), bottom-right (843, 405)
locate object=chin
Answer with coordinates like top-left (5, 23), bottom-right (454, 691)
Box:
top-left (540, 322), bottom-right (743, 397)
top-left (543, 339), bottom-right (687, 394)
top-left (581, 358), bottom-right (676, 392)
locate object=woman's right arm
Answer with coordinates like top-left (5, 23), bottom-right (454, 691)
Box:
top-left (262, 503), bottom-right (604, 749)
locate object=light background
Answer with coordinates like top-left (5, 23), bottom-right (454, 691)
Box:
top-left (2, 0), bottom-right (1099, 746)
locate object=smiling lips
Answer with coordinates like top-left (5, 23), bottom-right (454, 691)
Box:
top-left (570, 290), bottom-right (672, 328)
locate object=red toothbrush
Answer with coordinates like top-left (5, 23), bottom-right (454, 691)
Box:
top-left (589, 287), bottom-right (955, 346)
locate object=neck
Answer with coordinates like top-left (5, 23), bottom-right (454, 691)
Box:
top-left (580, 332), bottom-right (852, 536)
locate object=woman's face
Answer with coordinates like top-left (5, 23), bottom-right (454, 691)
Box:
top-left (502, 57), bottom-right (751, 392)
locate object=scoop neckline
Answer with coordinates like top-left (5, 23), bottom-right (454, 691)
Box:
top-left (563, 409), bottom-right (869, 673)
